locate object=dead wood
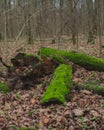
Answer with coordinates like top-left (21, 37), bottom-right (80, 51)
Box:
top-left (2, 53), bottom-right (57, 89)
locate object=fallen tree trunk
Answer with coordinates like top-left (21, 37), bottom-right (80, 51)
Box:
top-left (39, 47), bottom-right (104, 71)
top-left (41, 64), bottom-right (72, 104)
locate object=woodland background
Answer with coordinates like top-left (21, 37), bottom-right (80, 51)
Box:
top-left (0, 1), bottom-right (104, 129)
top-left (0, 0), bottom-right (104, 60)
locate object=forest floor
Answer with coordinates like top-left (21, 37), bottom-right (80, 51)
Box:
top-left (0, 37), bottom-right (104, 130)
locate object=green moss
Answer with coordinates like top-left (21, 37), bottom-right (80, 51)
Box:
top-left (102, 44), bottom-right (104, 48)
top-left (66, 52), bottom-right (104, 71)
top-left (41, 64), bottom-right (72, 104)
top-left (39, 47), bottom-right (66, 63)
top-left (39, 47), bottom-right (104, 71)
top-left (0, 82), bottom-right (10, 93)
top-left (0, 67), bottom-right (4, 71)
top-left (18, 128), bottom-right (34, 130)
top-left (24, 53), bottom-right (42, 61)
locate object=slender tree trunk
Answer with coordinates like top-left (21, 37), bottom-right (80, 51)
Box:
top-left (4, 0), bottom-right (8, 42)
top-left (27, 0), bottom-right (34, 44)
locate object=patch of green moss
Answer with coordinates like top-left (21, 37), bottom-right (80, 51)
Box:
top-left (95, 86), bottom-right (104, 94)
top-left (41, 64), bottom-right (72, 104)
top-left (0, 82), bottom-right (10, 93)
top-left (39, 47), bottom-right (104, 71)
top-left (24, 53), bottom-right (43, 67)
top-left (102, 44), bottom-right (104, 48)
top-left (24, 53), bottom-right (42, 61)
top-left (18, 128), bottom-right (34, 130)
top-left (0, 67), bottom-right (4, 71)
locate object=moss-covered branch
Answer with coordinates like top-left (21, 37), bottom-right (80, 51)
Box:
top-left (41, 64), bottom-right (72, 104)
top-left (39, 47), bottom-right (104, 71)
top-left (18, 128), bottom-right (34, 130)
top-left (80, 83), bottom-right (104, 95)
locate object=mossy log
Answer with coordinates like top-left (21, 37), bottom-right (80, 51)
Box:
top-left (39, 47), bottom-right (104, 71)
top-left (18, 128), bottom-right (34, 130)
top-left (39, 47), bottom-right (66, 63)
top-left (80, 83), bottom-right (104, 95)
top-left (41, 64), bottom-right (72, 104)
top-left (0, 82), bottom-right (10, 93)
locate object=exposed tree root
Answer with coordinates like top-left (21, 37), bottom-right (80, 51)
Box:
top-left (0, 52), bottom-right (58, 91)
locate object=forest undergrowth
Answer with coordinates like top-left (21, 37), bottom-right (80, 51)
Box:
top-left (0, 38), bottom-right (104, 130)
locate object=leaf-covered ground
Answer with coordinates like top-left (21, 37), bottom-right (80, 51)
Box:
top-left (0, 40), bottom-right (104, 130)
top-left (0, 86), bottom-right (104, 129)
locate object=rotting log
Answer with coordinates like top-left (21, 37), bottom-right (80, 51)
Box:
top-left (0, 52), bottom-right (60, 90)
top-left (41, 64), bottom-right (72, 104)
top-left (39, 47), bottom-right (104, 71)
top-left (0, 82), bottom-right (10, 93)
top-left (11, 53), bottom-right (57, 79)
top-left (80, 83), bottom-right (104, 95)
top-left (10, 53), bottom-right (58, 89)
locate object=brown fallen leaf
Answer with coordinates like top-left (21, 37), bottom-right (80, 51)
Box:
top-left (68, 125), bottom-right (75, 130)
top-left (43, 117), bottom-right (49, 124)
top-left (0, 116), bottom-right (7, 128)
top-left (73, 108), bottom-right (84, 117)
top-left (81, 90), bottom-right (92, 95)
top-left (30, 98), bottom-right (37, 104)
top-left (90, 110), bottom-right (100, 117)
top-left (15, 68), bottom-right (20, 73)
top-left (73, 77), bottom-right (83, 84)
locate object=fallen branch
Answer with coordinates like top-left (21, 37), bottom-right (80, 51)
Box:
top-left (79, 83), bottom-right (104, 95)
